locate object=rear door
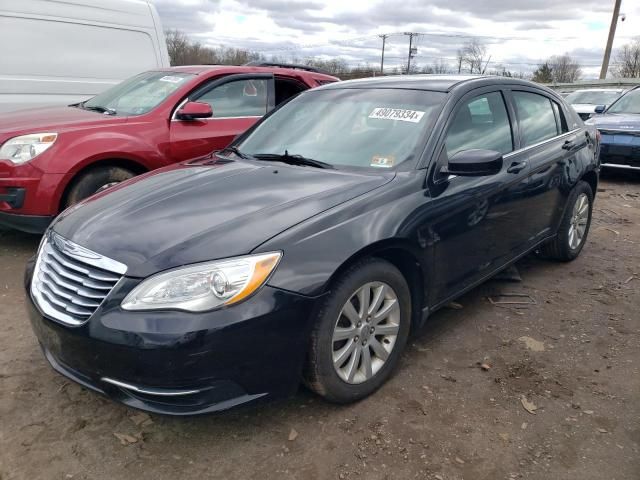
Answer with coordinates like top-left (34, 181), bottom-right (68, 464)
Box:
top-left (509, 89), bottom-right (585, 243)
top-left (169, 73), bottom-right (275, 162)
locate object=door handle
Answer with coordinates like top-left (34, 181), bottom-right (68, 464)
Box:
top-left (562, 139), bottom-right (577, 150)
top-left (507, 160), bottom-right (527, 174)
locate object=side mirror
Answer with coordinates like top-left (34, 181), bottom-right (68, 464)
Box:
top-left (447, 149), bottom-right (503, 176)
top-left (176, 101), bottom-right (213, 120)
top-left (594, 105), bottom-right (606, 114)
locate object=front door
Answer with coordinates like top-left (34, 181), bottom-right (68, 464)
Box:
top-left (169, 74), bottom-right (275, 162)
top-left (426, 89), bottom-right (534, 304)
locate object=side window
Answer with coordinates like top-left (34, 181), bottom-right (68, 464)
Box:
top-left (195, 79), bottom-right (268, 118)
top-left (513, 91), bottom-right (559, 147)
top-left (444, 91), bottom-right (513, 158)
top-left (552, 101), bottom-right (569, 133)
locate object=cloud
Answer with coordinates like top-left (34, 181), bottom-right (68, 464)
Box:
top-left (152, 0), bottom-right (640, 78)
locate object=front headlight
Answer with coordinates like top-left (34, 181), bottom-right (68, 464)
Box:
top-left (0, 133), bottom-right (58, 164)
top-left (121, 252), bottom-right (282, 312)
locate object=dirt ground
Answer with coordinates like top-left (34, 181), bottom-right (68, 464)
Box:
top-left (1, 171), bottom-right (639, 480)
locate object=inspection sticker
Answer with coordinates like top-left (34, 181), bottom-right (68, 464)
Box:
top-left (369, 107), bottom-right (425, 123)
top-left (159, 76), bottom-right (185, 83)
top-left (370, 155), bottom-right (395, 168)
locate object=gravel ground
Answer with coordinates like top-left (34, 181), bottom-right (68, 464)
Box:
top-left (1, 171), bottom-right (639, 480)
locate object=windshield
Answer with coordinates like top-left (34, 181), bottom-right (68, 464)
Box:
top-left (565, 90), bottom-right (622, 105)
top-left (237, 88), bottom-right (446, 169)
top-left (81, 71), bottom-right (194, 116)
top-left (606, 89), bottom-right (640, 115)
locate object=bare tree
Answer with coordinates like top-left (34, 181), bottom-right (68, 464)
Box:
top-left (613, 39), bottom-right (640, 78)
top-left (431, 58), bottom-right (450, 74)
top-left (547, 54), bottom-right (582, 83)
top-left (457, 40), bottom-right (489, 74)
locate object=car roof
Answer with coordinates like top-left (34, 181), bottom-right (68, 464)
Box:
top-left (568, 88), bottom-right (625, 93)
top-left (318, 74), bottom-right (546, 93)
top-left (155, 65), bottom-right (339, 81)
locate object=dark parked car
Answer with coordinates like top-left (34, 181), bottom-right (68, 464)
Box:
top-left (586, 86), bottom-right (640, 170)
top-left (26, 75), bottom-right (600, 415)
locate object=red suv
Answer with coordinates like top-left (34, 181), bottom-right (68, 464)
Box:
top-left (0, 63), bottom-right (338, 233)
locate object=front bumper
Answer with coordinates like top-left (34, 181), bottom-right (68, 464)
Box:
top-left (25, 262), bottom-right (320, 415)
top-left (0, 211), bottom-right (52, 233)
top-left (599, 134), bottom-right (640, 169)
top-left (1, 161), bottom-right (66, 229)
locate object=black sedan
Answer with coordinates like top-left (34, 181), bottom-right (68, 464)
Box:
top-left (586, 86), bottom-right (640, 170)
top-left (25, 75), bottom-right (600, 415)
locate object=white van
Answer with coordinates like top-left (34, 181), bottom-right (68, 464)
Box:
top-left (0, 0), bottom-right (170, 112)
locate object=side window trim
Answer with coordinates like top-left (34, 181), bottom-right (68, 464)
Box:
top-left (171, 73), bottom-right (275, 120)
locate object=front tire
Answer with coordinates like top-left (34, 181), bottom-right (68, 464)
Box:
top-left (304, 258), bottom-right (411, 403)
top-left (540, 180), bottom-right (593, 261)
top-left (64, 165), bottom-right (136, 208)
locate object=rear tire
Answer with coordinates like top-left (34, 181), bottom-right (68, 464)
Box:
top-left (304, 258), bottom-right (411, 404)
top-left (64, 165), bottom-right (136, 208)
top-left (540, 180), bottom-right (593, 261)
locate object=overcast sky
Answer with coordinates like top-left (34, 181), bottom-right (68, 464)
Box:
top-left (153, 0), bottom-right (640, 78)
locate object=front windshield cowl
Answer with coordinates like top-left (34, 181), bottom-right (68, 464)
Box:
top-left (237, 88), bottom-right (446, 170)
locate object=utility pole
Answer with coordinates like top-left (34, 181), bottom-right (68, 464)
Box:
top-left (600, 0), bottom-right (622, 79)
top-left (404, 32), bottom-right (418, 74)
top-left (379, 34), bottom-right (388, 75)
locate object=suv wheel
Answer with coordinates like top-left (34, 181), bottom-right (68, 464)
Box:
top-left (65, 166), bottom-right (136, 207)
top-left (540, 180), bottom-right (593, 261)
top-left (304, 258), bottom-right (411, 403)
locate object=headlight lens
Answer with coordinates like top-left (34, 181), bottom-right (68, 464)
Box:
top-left (0, 133), bottom-right (57, 164)
top-left (121, 252), bottom-right (282, 312)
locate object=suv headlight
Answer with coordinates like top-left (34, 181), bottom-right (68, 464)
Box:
top-left (0, 133), bottom-right (58, 164)
top-left (121, 252), bottom-right (282, 312)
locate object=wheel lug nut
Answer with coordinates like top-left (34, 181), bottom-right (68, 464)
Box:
top-left (370, 327), bottom-right (375, 333)
top-left (354, 336), bottom-right (359, 342)
top-left (357, 322), bottom-right (362, 327)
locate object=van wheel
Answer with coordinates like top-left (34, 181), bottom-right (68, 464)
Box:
top-left (540, 181), bottom-right (593, 261)
top-left (64, 166), bottom-right (136, 207)
top-left (304, 258), bottom-right (411, 403)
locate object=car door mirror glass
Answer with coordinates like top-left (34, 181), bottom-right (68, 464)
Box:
top-left (176, 101), bottom-right (213, 120)
top-left (594, 105), bottom-right (606, 114)
top-left (447, 149), bottom-right (503, 176)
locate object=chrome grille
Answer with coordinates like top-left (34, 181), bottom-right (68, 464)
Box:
top-left (31, 231), bottom-right (127, 326)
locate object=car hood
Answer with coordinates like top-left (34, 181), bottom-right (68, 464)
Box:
top-left (52, 158), bottom-right (394, 278)
top-left (589, 113), bottom-right (640, 131)
top-left (0, 105), bottom-right (127, 138)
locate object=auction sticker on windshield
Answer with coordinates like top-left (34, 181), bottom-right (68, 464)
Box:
top-left (369, 107), bottom-right (425, 123)
top-left (159, 76), bottom-right (185, 84)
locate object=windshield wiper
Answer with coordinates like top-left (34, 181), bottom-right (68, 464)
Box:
top-left (219, 145), bottom-right (250, 159)
top-left (81, 103), bottom-right (117, 115)
top-left (252, 150), bottom-right (334, 169)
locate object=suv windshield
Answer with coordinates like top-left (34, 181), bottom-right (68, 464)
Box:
top-left (606, 89), bottom-right (640, 115)
top-left (81, 71), bottom-right (194, 116)
top-left (565, 90), bottom-right (621, 105)
top-left (237, 88), bottom-right (446, 169)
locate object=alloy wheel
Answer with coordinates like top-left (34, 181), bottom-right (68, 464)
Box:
top-left (568, 192), bottom-right (589, 250)
top-left (332, 282), bottom-right (400, 384)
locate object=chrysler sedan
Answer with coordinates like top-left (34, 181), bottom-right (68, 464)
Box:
top-left (26, 75), bottom-right (599, 414)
